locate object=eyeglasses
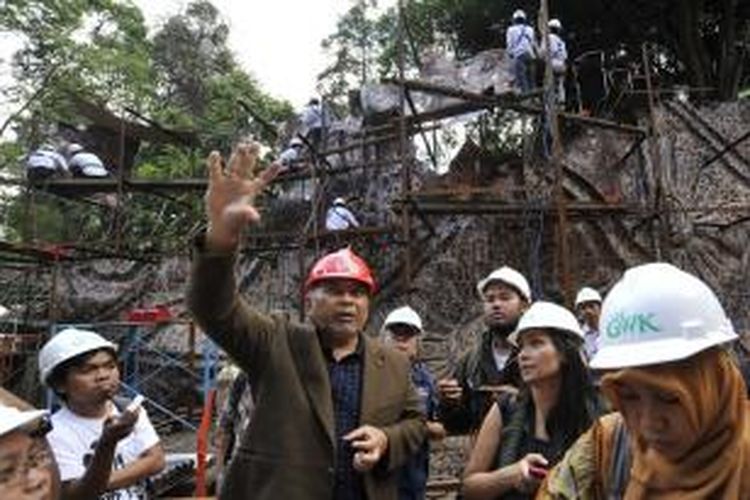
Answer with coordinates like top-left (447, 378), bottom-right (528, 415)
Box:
top-left (0, 437), bottom-right (53, 489)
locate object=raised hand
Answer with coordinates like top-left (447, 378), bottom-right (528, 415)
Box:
top-left (204, 141), bottom-right (281, 251)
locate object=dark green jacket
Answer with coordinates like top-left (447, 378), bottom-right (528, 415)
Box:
top-left (438, 331), bottom-right (521, 435)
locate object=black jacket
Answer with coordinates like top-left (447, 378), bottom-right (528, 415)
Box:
top-left (438, 331), bottom-right (521, 434)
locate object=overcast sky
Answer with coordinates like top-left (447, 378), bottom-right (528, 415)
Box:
top-left (133, 0), bottom-right (396, 108)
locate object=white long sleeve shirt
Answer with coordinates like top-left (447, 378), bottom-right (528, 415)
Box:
top-left (325, 205), bottom-right (360, 231)
top-left (506, 24), bottom-right (536, 59)
top-left (548, 33), bottom-right (568, 70)
top-left (26, 149), bottom-right (68, 173)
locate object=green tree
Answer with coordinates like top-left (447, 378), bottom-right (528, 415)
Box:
top-left (0, 0), bottom-right (293, 248)
top-left (150, 0), bottom-right (293, 150)
top-left (151, 0), bottom-right (233, 116)
top-left (1, 0), bottom-right (154, 144)
top-left (413, 0), bottom-right (749, 101)
top-left (319, 0), bottom-right (383, 103)
top-left (321, 0), bottom-right (749, 102)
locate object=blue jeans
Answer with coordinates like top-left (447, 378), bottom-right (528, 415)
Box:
top-left (513, 53), bottom-right (533, 93)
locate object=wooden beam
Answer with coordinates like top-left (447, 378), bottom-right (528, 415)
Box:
top-left (384, 78), bottom-right (648, 135)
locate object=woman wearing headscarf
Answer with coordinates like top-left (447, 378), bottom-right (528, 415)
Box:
top-left (537, 262), bottom-right (750, 499)
top-left (462, 301), bottom-right (602, 499)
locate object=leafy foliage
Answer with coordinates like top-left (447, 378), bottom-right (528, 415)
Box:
top-left (0, 0), bottom-right (293, 248)
top-left (320, 0), bottom-right (749, 101)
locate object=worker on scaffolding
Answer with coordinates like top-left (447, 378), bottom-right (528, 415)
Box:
top-left (24, 144), bottom-right (69, 182)
top-left (506, 9), bottom-right (537, 94)
top-left (325, 197), bottom-right (361, 232)
top-left (436, 266), bottom-right (529, 435)
top-left (381, 306), bottom-right (446, 500)
top-left (574, 286), bottom-right (603, 360)
top-left (300, 97), bottom-right (325, 153)
top-left (38, 328), bottom-right (165, 500)
top-left (187, 141), bottom-right (426, 499)
top-left (545, 18), bottom-right (568, 105)
top-left (0, 404), bottom-right (59, 500)
top-left (278, 136), bottom-right (305, 170)
top-left (66, 143), bottom-right (109, 178)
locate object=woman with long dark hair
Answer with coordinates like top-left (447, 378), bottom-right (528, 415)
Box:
top-left (462, 301), bottom-right (601, 499)
top-left (538, 263), bottom-right (750, 499)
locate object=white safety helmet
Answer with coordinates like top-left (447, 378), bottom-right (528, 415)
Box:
top-left (289, 137), bottom-right (304, 147)
top-left (333, 197), bottom-right (346, 206)
top-left (548, 18), bottom-right (562, 30)
top-left (0, 405), bottom-right (49, 437)
top-left (513, 9), bottom-right (527, 21)
top-left (39, 328), bottom-right (117, 384)
top-left (384, 306), bottom-right (423, 333)
top-left (66, 143), bottom-right (84, 156)
top-left (476, 266), bottom-right (532, 302)
top-left (509, 301), bottom-right (583, 345)
top-left (575, 287), bottom-right (602, 307)
top-left (590, 263), bottom-right (737, 370)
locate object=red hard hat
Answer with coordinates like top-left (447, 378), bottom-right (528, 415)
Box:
top-left (305, 247), bottom-right (376, 294)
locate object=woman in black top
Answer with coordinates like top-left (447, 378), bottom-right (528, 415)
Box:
top-left (462, 301), bottom-right (602, 499)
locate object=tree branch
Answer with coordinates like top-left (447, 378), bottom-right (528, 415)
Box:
top-left (0, 65), bottom-right (61, 138)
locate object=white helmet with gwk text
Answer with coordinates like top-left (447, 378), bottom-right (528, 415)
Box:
top-left (590, 262), bottom-right (736, 370)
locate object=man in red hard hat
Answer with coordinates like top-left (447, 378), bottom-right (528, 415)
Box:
top-left (187, 142), bottom-right (426, 500)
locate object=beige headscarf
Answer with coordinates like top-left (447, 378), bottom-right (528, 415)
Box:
top-left (600, 347), bottom-right (750, 499)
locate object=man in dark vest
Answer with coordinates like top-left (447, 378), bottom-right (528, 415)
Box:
top-left (437, 266), bottom-right (531, 434)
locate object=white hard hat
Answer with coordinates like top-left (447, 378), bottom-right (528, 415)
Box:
top-left (66, 143), bottom-right (84, 156)
top-left (476, 266), bottom-right (531, 302)
top-left (384, 306), bottom-right (423, 333)
top-left (80, 163), bottom-right (109, 177)
top-left (509, 301), bottom-right (583, 345)
top-left (575, 287), bottom-right (602, 307)
top-left (39, 328), bottom-right (117, 384)
top-left (549, 18), bottom-right (562, 30)
top-left (0, 304), bottom-right (8, 318)
top-left (333, 197), bottom-right (346, 206)
top-left (0, 405), bottom-right (48, 437)
top-left (590, 263), bottom-right (736, 370)
top-left (289, 137), bottom-right (304, 147)
top-left (513, 9), bottom-right (526, 20)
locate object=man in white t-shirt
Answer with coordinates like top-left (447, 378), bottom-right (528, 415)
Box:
top-left (39, 328), bottom-right (165, 499)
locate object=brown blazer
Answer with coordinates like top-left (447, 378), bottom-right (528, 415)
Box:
top-left (187, 242), bottom-right (427, 499)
